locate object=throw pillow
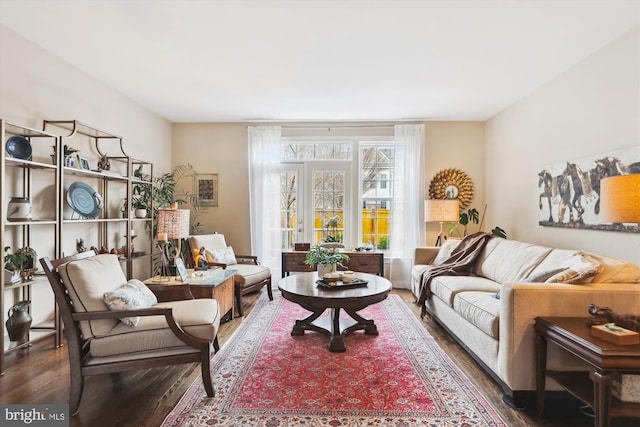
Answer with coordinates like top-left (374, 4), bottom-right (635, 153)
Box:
top-left (433, 238), bottom-right (462, 266)
top-left (103, 279), bottom-right (158, 326)
top-left (545, 252), bottom-right (603, 284)
top-left (209, 246), bottom-right (237, 265)
top-left (523, 267), bottom-right (569, 283)
top-left (496, 267), bottom-right (570, 299)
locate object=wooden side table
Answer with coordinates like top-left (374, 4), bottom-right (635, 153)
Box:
top-left (282, 251), bottom-right (384, 278)
top-left (535, 317), bottom-right (640, 427)
top-left (145, 269), bottom-right (236, 321)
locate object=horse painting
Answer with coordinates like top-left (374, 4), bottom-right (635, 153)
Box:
top-left (538, 170), bottom-right (554, 222)
top-left (562, 162), bottom-right (586, 224)
top-left (537, 146), bottom-right (639, 232)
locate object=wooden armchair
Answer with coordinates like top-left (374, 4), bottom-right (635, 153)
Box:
top-left (40, 251), bottom-right (221, 415)
top-left (186, 234), bottom-right (272, 317)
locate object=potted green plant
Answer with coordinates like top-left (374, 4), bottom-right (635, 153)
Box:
top-left (4, 246), bottom-right (37, 283)
top-left (131, 183), bottom-right (151, 218)
top-left (304, 245), bottom-right (350, 277)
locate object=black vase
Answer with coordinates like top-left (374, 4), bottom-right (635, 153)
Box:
top-left (6, 300), bottom-right (32, 342)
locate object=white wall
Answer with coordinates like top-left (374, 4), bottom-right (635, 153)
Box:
top-left (0, 25), bottom-right (173, 324)
top-left (485, 26), bottom-right (640, 264)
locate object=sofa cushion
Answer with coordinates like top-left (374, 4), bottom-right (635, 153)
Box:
top-left (431, 275), bottom-right (501, 307)
top-left (546, 252), bottom-right (602, 284)
top-left (433, 238), bottom-right (462, 265)
top-left (527, 248), bottom-right (576, 277)
top-left (90, 299), bottom-right (220, 357)
top-left (453, 291), bottom-right (501, 339)
top-left (587, 253), bottom-right (640, 284)
top-left (473, 238), bottom-right (552, 284)
top-left (58, 254), bottom-right (126, 338)
top-left (103, 279), bottom-right (158, 326)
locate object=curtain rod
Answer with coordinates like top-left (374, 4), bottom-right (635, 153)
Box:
top-left (247, 123), bottom-right (422, 129)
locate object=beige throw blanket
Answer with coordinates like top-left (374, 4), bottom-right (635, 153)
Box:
top-left (418, 232), bottom-right (494, 318)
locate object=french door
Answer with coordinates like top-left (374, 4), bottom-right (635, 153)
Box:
top-left (280, 163), bottom-right (351, 249)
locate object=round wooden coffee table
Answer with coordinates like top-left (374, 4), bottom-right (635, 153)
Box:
top-left (278, 272), bottom-right (392, 352)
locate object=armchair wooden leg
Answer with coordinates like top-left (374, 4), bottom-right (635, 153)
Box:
top-left (200, 347), bottom-right (215, 397)
top-left (213, 336), bottom-right (220, 353)
top-left (69, 367), bottom-right (84, 416)
top-left (267, 278), bottom-right (273, 301)
top-left (235, 283), bottom-right (244, 317)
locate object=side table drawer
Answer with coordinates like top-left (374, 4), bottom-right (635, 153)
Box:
top-left (341, 253), bottom-right (384, 276)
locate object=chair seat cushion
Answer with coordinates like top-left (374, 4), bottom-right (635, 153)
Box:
top-left (90, 299), bottom-right (220, 357)
top-left (230, 264), bottom-right (271, 288)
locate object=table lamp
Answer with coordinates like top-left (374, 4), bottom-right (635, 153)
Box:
top-left (156, 207), bottom-right (190, 277)
top-left (425, 199), bottom-right (460, 246)
top-left (599, 174), bottom-right (640, 224)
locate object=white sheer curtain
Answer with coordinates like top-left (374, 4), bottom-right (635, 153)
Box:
top-left (248, 126), bottom-right (282, 280)
top-left (389, 124), bottom-right (425, 288)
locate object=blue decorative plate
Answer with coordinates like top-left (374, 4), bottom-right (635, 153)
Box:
top-left (6, 135), bottom-right (32, 160)
top-left (66, 182), bottom-right (103, 219)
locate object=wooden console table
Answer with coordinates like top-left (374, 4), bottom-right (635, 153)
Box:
top-left (535, 317), bottom-right (640, 427)
top-left (281, 251), bottom-right (384, 278)
top-left (144, 268), bottom-right (236, 321)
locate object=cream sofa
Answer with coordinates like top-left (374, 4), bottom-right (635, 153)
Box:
top-left (411, 237), bottom-right (640, 406)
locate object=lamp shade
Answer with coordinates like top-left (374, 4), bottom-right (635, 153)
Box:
top-left (424, 199), bottom-right (460, 222)
top-left (156, 208), bottom-right (190, 239)
top-left (599, 174), bottom-right (640, 223)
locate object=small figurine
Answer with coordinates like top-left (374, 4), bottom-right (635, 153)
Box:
top-left (195, 246), bottom-right (208, 270)
top-left (97, 154), bottom-right (110, 171)
top-left (76, 238), bottom-right (87, 253)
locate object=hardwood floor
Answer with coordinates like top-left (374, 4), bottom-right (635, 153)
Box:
top-left (1, 289), bottom-right (636, 426)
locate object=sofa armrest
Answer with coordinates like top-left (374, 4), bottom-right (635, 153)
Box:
top-left (497, 281), bottom-right (640, 391)
top-left (414, 246), bottom-right (439, 265)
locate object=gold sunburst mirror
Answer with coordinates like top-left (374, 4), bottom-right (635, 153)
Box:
top-left (428, 168), bottom-right (474, 210)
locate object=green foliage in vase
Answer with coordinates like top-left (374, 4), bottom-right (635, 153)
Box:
top-left (4, 246), bottom-right (37, 272)
top-left (304, 245), bottom-right (350, 266)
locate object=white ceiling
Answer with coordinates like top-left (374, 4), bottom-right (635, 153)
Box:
top-left (1, 0), bottom-right (638, 123)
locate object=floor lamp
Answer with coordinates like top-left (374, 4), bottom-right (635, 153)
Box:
top-left (425, 199), bottom-right (460, 246)
top-left (156, 207), bottom-right (190, 279)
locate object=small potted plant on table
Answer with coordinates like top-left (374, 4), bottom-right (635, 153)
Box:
top-left (304, 245), bottom-right (349, 278)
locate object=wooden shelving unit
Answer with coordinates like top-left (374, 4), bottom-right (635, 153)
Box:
top-left (1, 118), bottom-right (154, 373)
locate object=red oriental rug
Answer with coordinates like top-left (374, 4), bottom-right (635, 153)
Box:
top-left (162, 293), bottom-right (506, 426)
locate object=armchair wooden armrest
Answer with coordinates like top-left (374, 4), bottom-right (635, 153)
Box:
top-left (236, 255), bottom-right (258, 265)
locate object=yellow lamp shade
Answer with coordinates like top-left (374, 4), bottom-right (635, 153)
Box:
top-left (599, 174), bottom-right (640, 223)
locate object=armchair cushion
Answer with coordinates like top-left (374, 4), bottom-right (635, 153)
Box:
top-left (58, 254), bottom-right (127, 338)
top-left (231, 264), bottom-right (271, 288)
top-left (90, 299), bottom-right (220, 357)
top-left (103, 279), bottom-right (158, 326)
top-left (190, 234), bottom-right (227, 252)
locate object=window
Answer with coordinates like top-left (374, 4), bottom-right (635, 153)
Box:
top-left (280, 139), bottom-right (394, 252)
top-left (360, 144), bottom-right (394, 250)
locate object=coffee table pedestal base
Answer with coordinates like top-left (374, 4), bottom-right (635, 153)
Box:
top-left (291, 307), bottom-right (379, 352)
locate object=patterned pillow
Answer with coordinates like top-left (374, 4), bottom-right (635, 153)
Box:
top-left (496, 267), bottom-right (570, 299)
top-left (523, 267), bottom-right (569, 283)
top-left (208, 246), bottom-right (237, 265)
top-left (545, 252), bottom-right (603, 284)
top-left (103, 279), bottom-right (158, 326)
top-left (433, 238), bottom-right (461, 265)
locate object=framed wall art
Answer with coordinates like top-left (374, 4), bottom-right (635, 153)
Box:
top-left (195, 173), bottom-right (219, 206)
top-left (537, 146), bottom-right (639, 233)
